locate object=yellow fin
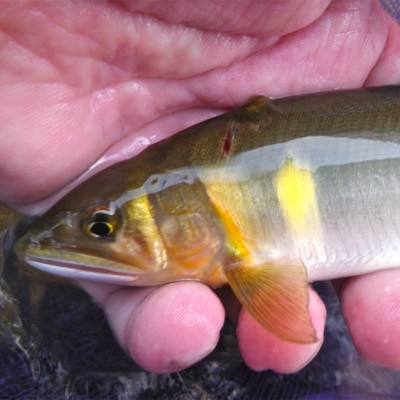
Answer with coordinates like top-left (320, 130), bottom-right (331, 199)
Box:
top-left (225, 259), bottom-right (317, 344)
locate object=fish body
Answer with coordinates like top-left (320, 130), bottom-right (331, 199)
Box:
top-left (13, 86), bottom-right (400, 343)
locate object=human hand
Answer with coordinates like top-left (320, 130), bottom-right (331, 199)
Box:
top-left (1, 0), bottom-right (400, 373)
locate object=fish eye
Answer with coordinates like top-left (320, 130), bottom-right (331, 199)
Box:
top-left (81, 206), bottom-right (119, 239)
top-left (88, 218), bottom-right (113, 238)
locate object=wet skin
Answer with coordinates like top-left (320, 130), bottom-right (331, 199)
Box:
top-left (1, 0), bottom-right (400, 372)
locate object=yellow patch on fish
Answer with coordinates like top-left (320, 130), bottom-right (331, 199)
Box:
top-left (275, 157), bottom-right (322, 243)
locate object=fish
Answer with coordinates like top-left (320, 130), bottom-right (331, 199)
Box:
top-left (8, 85), bottom-right (400, 345)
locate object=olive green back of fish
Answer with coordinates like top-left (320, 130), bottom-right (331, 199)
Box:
top-left (151, 86), bottom-right (400, 168)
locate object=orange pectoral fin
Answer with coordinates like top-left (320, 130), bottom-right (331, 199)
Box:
top-left (225, 259), bottom-right (317, 344)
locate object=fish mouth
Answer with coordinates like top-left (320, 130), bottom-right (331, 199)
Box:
top-left (22, 251), bottom-right (144, 285)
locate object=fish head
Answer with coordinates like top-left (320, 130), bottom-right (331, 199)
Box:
top-left (14, 160), bottom-right (226, 287)
top-left (15, 199), bottom-right (144, 285)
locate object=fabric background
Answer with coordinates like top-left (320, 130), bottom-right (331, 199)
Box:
top-left (1, 2), bottom-right (400, 399)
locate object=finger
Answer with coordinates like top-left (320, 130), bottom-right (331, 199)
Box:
top-left (365, 11), bottom-right (400, 86)
top-left (99, 281), bottom-right (225, 373)
top-left (236, 287), bottom-right (326, 373)
top-left (341, 268), bottom-right (400, 369)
